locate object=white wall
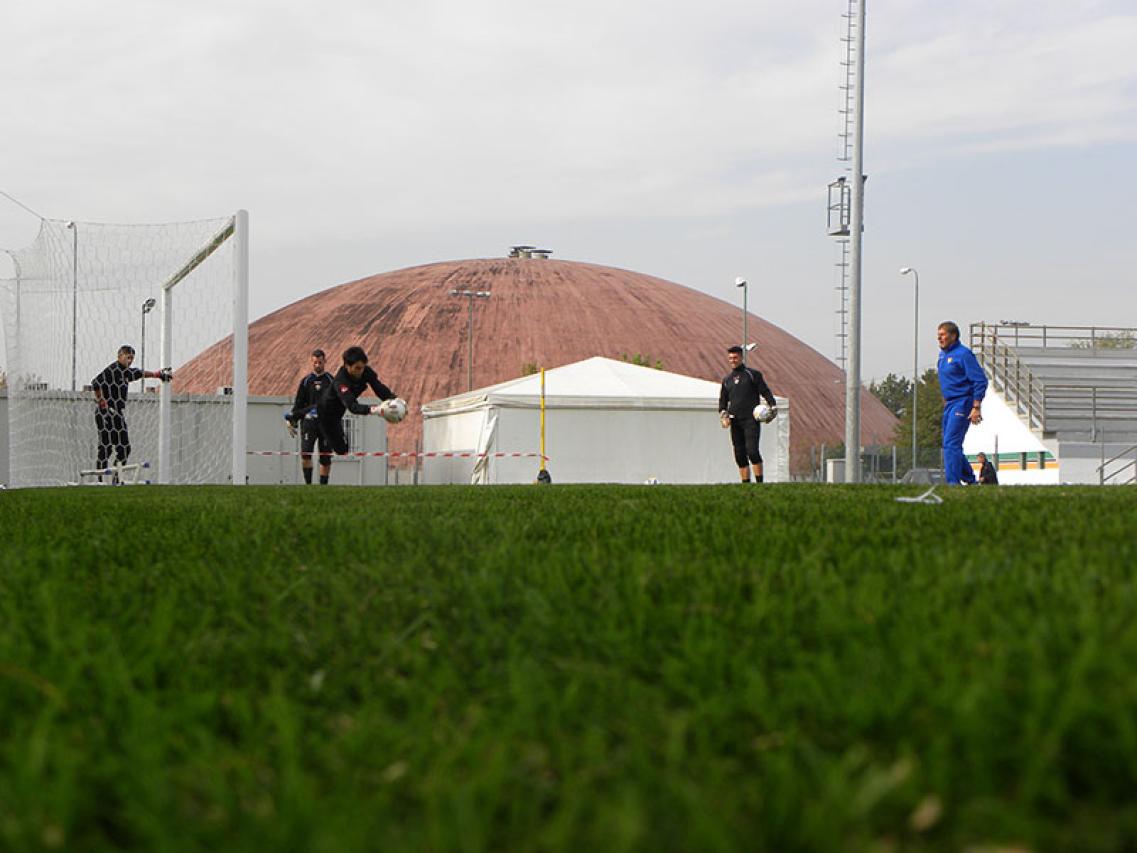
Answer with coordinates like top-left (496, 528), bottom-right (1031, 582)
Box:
top-left (246, 396), bottom-right (390, 485)
top-left (1055, 440), bottom-right (1137, 485)
top-left (0, 392), bottom-right (391, 486)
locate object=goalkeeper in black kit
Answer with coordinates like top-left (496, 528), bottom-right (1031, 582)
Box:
top-left (91, 344), bottom-right (172, 475)
top-left (285, 348), bottom-right (334, 485)
top-left (312, 345), bottom-right (402, 484)
top-left (718, 345), bottom-right (778, 483)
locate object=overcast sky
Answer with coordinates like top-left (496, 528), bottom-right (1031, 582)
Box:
top-left (2, 0), bottom-right (1135, 383)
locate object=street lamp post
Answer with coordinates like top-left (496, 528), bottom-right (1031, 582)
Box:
top-left (735, 277), bottom-right (748, 363)
top-left (449, 289), bottom-right (491, 391)
top-left (66, 221), bottom-right (77, 391)
top-left (141, 297), bottom-right (157, 390)
top-left (900, 267), bottom-right (919, 469)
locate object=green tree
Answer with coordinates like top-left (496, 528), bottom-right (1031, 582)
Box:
top-left (892, 368), bottom-right (942, 472)
top-left (868, 373), bottom-right (912, 418)
top-left (619, 353), bottom-right (664, 370)
top-left (1070, 330), bottom-right (1136, 350)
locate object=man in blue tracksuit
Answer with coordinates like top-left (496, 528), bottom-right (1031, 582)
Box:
top-left (936, 321), bottom-right (988, 485)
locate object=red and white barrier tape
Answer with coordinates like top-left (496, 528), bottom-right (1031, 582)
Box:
top-left (247, 450), bottom-right (547, 459)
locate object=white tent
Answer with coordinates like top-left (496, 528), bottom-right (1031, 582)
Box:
top-left (420, 356), bottom-right (790, 484)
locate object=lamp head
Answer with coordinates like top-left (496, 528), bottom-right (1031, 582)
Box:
top-left (142, 297), bottom-right (157, 313)
top-left (734, 277), bottom-right (746, 288)
top-left (899, 267), bottom-right (913, 275)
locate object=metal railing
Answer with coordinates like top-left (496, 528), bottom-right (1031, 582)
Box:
top-left (970, 324), bottom-right (1046, 431)
top-left (1099, 443), bottom-right (1137, 486)
top-left (971, 323), bottom-right (1137, 438)
top-left (971, 322), bottom-right (1137, 351)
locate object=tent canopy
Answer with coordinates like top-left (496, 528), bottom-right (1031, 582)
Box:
top-left (422, 357), bottom-right (790, 484)
top-left (424, 356), bottom-right (741, 414)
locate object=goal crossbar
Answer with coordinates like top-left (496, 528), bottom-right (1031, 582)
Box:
top-left (162, 219), bottom-right (236, 293)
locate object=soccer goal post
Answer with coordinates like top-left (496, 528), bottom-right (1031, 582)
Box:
top-left (1, 210), bottom-right (249, 487)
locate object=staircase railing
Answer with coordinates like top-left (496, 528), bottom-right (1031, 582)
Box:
top-left (970, 323), bottom-right (1046, 431)
top-left (1099, 443), bottom-right (1137, 486)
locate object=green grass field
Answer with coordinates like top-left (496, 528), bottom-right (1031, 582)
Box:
top-left (1, 484), bottom-right (1135, 851)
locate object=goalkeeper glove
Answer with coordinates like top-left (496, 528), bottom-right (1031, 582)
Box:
top-left (157, 368), bottom-right (173, 383)
top-left (369, 404), bottom-right (383, 416)
top-left (286, 422), bottom-right (297, 439)
top-left (719, 411), bottom-right (731, 429)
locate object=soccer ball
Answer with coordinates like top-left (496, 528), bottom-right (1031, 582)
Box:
top-left (754, 402), bottom-right (775, 423)
top-left (380, 398), bottom-right (408, 423)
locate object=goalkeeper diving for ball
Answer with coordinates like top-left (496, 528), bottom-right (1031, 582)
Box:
top-left (285, 348), bottom-right (335, 485)
top-left (306, 345), bottom-right (405, 484)
top-left (91, 344), bottom-right (172, 475)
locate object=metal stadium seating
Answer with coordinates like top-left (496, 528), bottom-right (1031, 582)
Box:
top-left (970, 323), bottom-right (1137, 483)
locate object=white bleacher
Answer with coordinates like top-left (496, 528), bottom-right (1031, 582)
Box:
top-left (970, 324), bottom-right (1137, 484)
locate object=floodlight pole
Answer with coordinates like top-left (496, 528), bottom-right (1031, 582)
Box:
top-left (900, 267), bottom-right (919, 469)
top-left (450, 288), bottom-right (491, 391)
top-left (66, 221), bottom-right (77, 391)
top-left (141, 298), bottom-right (156, 391)
top-left (843, 0), bottom-right (867, 483)
top-left (736, 277), bottom-right (748, 363)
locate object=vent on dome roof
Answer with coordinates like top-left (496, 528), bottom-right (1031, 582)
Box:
top-left (508, 245), bottom-right (552, 259)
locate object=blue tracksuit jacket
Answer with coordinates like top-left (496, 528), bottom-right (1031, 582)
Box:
top-left (937, 339), bottom-right (989, 484)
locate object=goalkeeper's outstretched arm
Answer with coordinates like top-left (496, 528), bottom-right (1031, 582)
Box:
top-left (365, 368), bottom-right (395, 402)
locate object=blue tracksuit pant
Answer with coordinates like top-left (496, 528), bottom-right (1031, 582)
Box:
top-left (942, 397), bottom-right (976, 485)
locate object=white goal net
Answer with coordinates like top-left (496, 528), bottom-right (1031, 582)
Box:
top-left (1, 212), bottom-right (248, 487)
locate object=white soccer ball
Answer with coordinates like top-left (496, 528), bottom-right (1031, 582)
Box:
top-left (379, 398), bottom-right (408, 423)
top-left (754, 402), bottom-right (775, 423)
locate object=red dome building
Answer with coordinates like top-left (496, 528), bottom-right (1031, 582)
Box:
top-left (178, 256), bottom-right (896, 473)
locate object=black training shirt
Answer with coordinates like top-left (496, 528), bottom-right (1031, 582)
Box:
top-left (320, 365), bottom-right (395, 419)
top-left (92, 362), bottom-right (143, 411)
top-left (719, 365), bottom-right (776, 421)
top-left (289, 371), bottom-right (333, 423)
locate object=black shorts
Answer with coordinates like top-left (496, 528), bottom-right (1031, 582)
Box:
top-left (300, 418), bottom-right (332, 461)
top-left (729, 417), bottom-right (762, 467)
top-left (317, 415), bottom-right (351, 456)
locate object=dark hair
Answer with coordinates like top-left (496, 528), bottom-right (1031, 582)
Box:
top-left (726, 345), bottom-right (743, 355)
top-left (118, 345), bottom-right (135, 356)
top-left (342, 346), bottom-right (368, 366)
top-left (311, 348), bottom-right (326, 358)
top-left (938, 321), bottom-right (960, 339)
